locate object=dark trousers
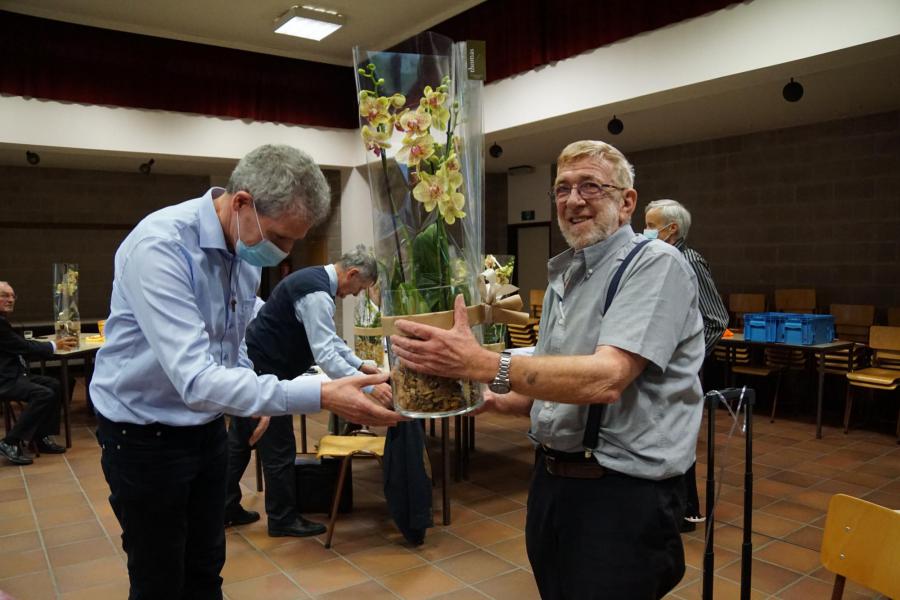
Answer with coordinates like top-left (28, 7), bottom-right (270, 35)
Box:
top-left (98, 414), bottom-right (227, 600)
top-left (0, 374), bottom-right (62, 443)
top-left (225, 414), bottom-right (297, 527)
top-left (683, 462), bottom-right (701, 517)
top-left (525, 449), bottom-right (686, 600)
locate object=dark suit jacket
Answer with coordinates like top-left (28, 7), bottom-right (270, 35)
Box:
top-left (0, 316), bottom-right (55, 385)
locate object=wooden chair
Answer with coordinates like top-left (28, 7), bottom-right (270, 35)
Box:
top-left (844, 326), bottom-right (900, 442)
top-left (820, 493), bottom-right (900, 599)
top-left (507, 321), bottom-right (538, 348)
top-left (316, 432), bottom-right (386, 548)
top-left (774, 288), bottom-right (817, 314)
top-left (824, 304), bottom-right (874, 376)
top-left (888, 307), bottom-right (900, 327)
top-left (529, 289), bottom-right (545, 320)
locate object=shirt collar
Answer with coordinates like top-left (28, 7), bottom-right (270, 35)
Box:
top-left (198, 187), bottom-right (229, 251)
top-left (548, 225), bottom-right (635, 296)
top-left (324, 264), bottom-right (338, 297)
top-left (673, 237), bottom-right (686, 251)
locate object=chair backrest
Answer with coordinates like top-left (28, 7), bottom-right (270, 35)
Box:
top-left (888, 307), bottom-right (900, 327)
top-left (821, 494), bottom-right (900, 599)
top-left (529, 289), bottom-right (545, 319)
top-left (869, 326), bottom-right (900, 370)
top-left (728, 293), bottom-right (766, 329)
top-left (830, 304), bottom-right (875, 344)
top-left (775, 288), bottom-right (816, 313)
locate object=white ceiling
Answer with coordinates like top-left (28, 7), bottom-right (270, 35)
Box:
top-left (1, 1), bottom-right (899, 175)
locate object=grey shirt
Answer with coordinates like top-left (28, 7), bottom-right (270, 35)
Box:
top-left (529, 225), bottom-right (705, 480)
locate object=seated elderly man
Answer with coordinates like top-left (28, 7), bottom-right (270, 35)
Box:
top-left (0, 281), bottom-right (75, 465)
top-left (225, 245), bottom-right (392, 537)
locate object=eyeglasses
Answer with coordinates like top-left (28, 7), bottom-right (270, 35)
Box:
top-left (551, 181), bottom-right (625, 202)
top-left (0, 293), bottom-right (15, 300)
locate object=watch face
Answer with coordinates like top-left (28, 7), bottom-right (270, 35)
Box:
top-left (488, 381), bottom-right (510, 394)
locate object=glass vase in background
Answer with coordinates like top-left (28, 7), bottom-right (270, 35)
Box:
top-left (53, 263), bottom-right (80, 348)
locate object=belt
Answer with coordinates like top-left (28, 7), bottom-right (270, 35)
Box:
top-left (539, 446), bottom-right (608, 479)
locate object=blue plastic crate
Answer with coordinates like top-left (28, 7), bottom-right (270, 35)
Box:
top-left (743, 312), bottom-right (789, 342)
top-left (783, 314), bottom-right (835, 345)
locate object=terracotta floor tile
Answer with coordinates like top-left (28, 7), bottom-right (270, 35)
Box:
top-left (379, 564), bottom-right (465, 600)
top-left (265, 538), bottom-right (337, 571)
top-left (221, 546), bottom-right (279, 584)
top-left (811, 477), bottom-right (874, 497)
top-left (776, 575), bottom-right (838, 599)
top-left (35, 503), bottom-right (96, 528)
top-left (782, 524), bottom-right (824, 551)
top-left (412, 531), bottom-right (476, 562)
top-left (53, 555), bottom-right (128, 594)
top-left (47, 536), bottom-right (117, 568)
top-left (0, 486), bottom-right (27, 503)
top-left (60, 581), bottom-right (132, 600)
top-left (449, 518), bottom-right (521, 547)
top-left (682, 536), bottom-right (738, 570)
top-left (766, 469), bottom-right (825, 488)
top-left (759, 499), bottom-right (823, 524)
top-left (0, 512), bottom-right (35, 536)
top-left (461, 494), bottom-right (523, 518)
top-left (493, 507), bottom-right (526, 531)
top-left (716, 557), bottom-right (802, 594)
top-left (0, 547), bottom-right (46, 580)
top-left (347, 544), bottom-right (427, 577)
top-left (222, 572), bottom-right (308, 600)
top-left (41, 519), bottom-right (105, 547)
top-left (0, 530), bottom-right (41, 554)
top-left (287, 557), bottom-right (369, 596)
top-left (315, 579), bottom-right (397, 600)
top-left (32, 491), bottom-right (89, 514)
top-left (754, 539), bottom-right (822, 574)
top-left (431, 587), bottom-right (490, 599)
top-left (26, 480), bottom-right (82, 499)
top-left (861, 488), bottom-right (900, 508)
top-left (473, 568), bottom-right (540, 600)
top-left (485, 535), bottom-right (530, 569)
top-left (0, 570), bottom-right (56, 600)
top-left (787, 488), bottom-right (834, 511)
top-left (674, 574), bottom-right (768, 600)
top-left (0, 498), bottom-right (32, 520)
top-left (435, 549), bottom-right (516, 584)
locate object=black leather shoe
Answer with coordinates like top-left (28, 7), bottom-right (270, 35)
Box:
top-left (268, 516), bottom-right (327, 538)
top-left (224, 507), bottom-right (260, 527)
top-left (36, 436), bottom-right (66, 454)
top-left (0, 440), bottom-right (33, 465)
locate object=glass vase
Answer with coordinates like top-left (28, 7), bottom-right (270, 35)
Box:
top-left (52, 263), bottom-right (80, 347)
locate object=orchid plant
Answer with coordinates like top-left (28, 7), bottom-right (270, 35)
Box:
top-left (357, 63), bottom-right (471, 317)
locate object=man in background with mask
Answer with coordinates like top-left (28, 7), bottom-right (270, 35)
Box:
top-left (225, 245), bottom-right (391, 537)
top-left (644, 198), bottom-right (729, 531)
top-left (91, 144), bottom-right (402, 599)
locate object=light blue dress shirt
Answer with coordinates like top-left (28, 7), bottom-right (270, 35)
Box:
top-left (294, 265), bottom-right (368, 387)
top-left (90, 188), bottom-right (322, 426)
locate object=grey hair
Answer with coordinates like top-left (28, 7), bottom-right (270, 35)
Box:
top-left (338, 244), bottom-right (378, 282)
top-left (645, 199), bottom-right (692, 241)
top-left (557, 140), bottom-right (635, 189)
top-left (227, 144), bottom-right (331, 226)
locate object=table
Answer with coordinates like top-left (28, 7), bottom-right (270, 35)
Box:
top-left (717, 333), bottom-right (855, 439)
top-left (39, 333), bottom-right (104, 448)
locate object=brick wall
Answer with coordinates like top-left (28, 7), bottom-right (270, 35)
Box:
top-left (628, 110), bottom-right (900, 319)
top-left (0, 166), bottom-right (344, 328)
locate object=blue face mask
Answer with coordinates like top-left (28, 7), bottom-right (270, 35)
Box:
top-left (642, 228), bottom-right (659, 240)
top-left (235, 202), bottom-right (288, 267)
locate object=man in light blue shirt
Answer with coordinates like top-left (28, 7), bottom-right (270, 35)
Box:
top-left (90, 144), bottom-right (400, 600)
top-left (225, 245), bottom-right (392, 537)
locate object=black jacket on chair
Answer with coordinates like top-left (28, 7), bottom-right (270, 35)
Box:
top-left (0, 316), bottom-right (55, 385)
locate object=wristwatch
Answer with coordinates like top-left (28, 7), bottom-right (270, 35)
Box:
top-left (488, 351), bottom-right (512, 394)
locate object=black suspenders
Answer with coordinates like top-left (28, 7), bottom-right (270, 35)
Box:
top-left (580, 239), bottom-right (651, 455)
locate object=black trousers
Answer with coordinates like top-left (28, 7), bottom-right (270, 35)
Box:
top-left (526, 449), bottom-right (686, 600)
top-left (98, 414), bottom-right (227, 600)
top-left (225, 414), bottom-right (298, 527)
top-left (683, 462), bottom-right (701, 517)
top-left (0, 374), bottom-right (62, 443)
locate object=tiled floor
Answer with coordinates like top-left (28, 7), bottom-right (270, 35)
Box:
top-left (0, 384), bottom-right (898, 599)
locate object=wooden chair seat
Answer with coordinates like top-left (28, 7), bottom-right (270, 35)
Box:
top-left (316, 433), bottom-right (385, 548)
top-left (846, 368), bottom-right (900, 387)
top-left (731, 365), bottom-right (780, 377)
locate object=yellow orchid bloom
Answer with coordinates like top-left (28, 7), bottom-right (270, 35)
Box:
top-left (438, 190), bottom-right (466, 225)
top-left (396, 133), bottom-right (436, 168)
top-left (412, 170), bottom-right (443, 213)
top-left (398, 109), bottom-right (432, 135)
top-left (361, 125), bottom-right (392, 156)
top-left (359, 93), bottom-right (392, 127)
top-left (445, 153), bottom-right (461, 173)
top-left (420, 86), bottom-right (450, 131)
top-left (389, 93), bottom-right (406, 108)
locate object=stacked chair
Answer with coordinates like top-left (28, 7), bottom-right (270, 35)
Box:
top-left (824, 304), bottom-right (874, 377)
top-left (844, 325), bottom-right (900, 443)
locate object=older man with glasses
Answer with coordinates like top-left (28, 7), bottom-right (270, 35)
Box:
top-left (389, 140), bottom-right (705, 599)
